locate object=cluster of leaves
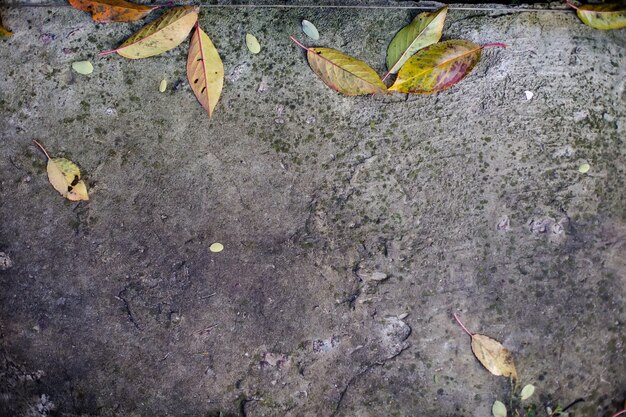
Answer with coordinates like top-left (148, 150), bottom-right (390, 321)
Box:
top-left (292, 6), bottom-right (506, 96)
top-left (292, 2), bottom-right (625, 97)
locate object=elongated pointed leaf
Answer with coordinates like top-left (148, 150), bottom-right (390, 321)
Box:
top-left (305, 47), bottom-right (387, 96)
top-left (386, 6), bottom-right (448, 76)
top-left (389, 40), bottom-right (484, 94)
top-left (187, 25), bottom-right (224, 118)
top-left (572, 3), bottom-right (626, 29)
top-left (68, 0), bottom-right (157, 23)
top-left (107, 6), bottom-right (198, 59)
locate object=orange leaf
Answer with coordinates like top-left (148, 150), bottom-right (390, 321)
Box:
top-left (68, 0), bottom-right (158, 23)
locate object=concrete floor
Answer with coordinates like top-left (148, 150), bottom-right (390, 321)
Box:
top-left (0, 2), bottom-right (625, 416)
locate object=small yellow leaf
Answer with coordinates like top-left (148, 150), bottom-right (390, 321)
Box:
top-left (492, 400), bottom-right (507, 417)
top-left (471, 334), bottom-right (518, 380)
top-left (159, 78), bottom-right (167, 92)
top-left (578, 163), bottom-right (590, 173)
top-left (245, 33), bottom-right (261, 54)
top-left (33, 140), bottom-right (89, 201)
top-left (521, 384), bottom-right (535, 400)
top-left (209, 242), bottom-right (223, 253)
top-left (187, 25), bottom-right (224, 118)
top-left (72, 60), bottom-right (94, 75)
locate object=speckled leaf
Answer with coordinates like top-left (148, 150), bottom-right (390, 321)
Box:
top-left (68, 0), bottom-right (158, 23)
top-left (33, 140), bottom-right (89, 201)
top-left (385, 6), bottom-right (447, 77)
top-left (389, 40), bottom-right (483, 94)
top-left (0, 14), bottom-right (11, 37)
top-left (100, 6), bottom-right (198, 59)
top-left (568, 2), bottom-right (626, 29)
top-left (471, 334), bottom-right (518, 380)
top-left (187, 24), bottom-right (224, 118)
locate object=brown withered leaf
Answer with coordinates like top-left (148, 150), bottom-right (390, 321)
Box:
top-left (471, 334), bottom-right (518, 380)
top-left (68, 0), bottom-right (158, 23)
top-left (454, 313), bottom-right (518, 380)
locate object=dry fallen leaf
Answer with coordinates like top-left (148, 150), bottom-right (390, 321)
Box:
top-left (209, 242), bottom-right (223, 253)
top-left (520, 384), bottom-right (535, 400)
top-left (245, 33), bottom-right (261, 54)
top-left (567, 2), bottom-right (626, 29)
top-left (33, 140), bottom-right (89, 201)
top-left (291, 37), bottom-right (387, 96)
top-left (68, 0), bottom-right (158, 23)
top-left (187, 23), bottom-right (224, 118)
top-left (384, 6), bottom-right (448, 79)
top-left (99, 6), bottom-right (198, 59)
top-left (0, 14), bottom-right (11, 37)
top-left (301, 19), bottom-right (319, 40)
top-left (454, 313), bottom-right (518, 380)
top-left (389, 40), bottom-right (506, 94)
top-left (492, 400), bottom-right (507, 417)
top-left (72, 60), bottom-right (94, 75)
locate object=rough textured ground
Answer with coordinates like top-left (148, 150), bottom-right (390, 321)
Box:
top-left (1, 2), bottom-right (625, 416)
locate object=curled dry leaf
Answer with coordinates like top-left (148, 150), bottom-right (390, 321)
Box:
top-left (0, 14), bottom-right (12, 37)
top-left (492, 400), bottom-right (507, 417)
top-left (290, 37), bottom-right (387, 96)
top-left (384, 6), bottom-right (448, 79)
top-left (187, 24), bottom-right (224, 118)
top-left (389, 40), bottom-right (505, 94)
top-left (99, 6), bottom-right (198, 59)
top-left (246, 33), bottom-right (261, 54)
top-left (567, 2), bottom-right (626, 29)
top-left (454, 313), bottom-right (518, 380)
top-left (68, 0), bottom-right (158, 23)
top-left (33, 140), bottom-right (89, 201)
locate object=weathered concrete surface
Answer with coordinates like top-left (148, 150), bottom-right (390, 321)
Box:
top-left (0, 3), bottom-right (625, 417)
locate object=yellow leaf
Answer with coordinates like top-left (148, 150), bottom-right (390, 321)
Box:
top-left (209, 242), bottom-right (223, 253)
top-left (33, 140), bottom-right (89, 201)
top-left (520, 384), bottom-right (535, 400)
top-left (72, 60), bottom-right (94, 75)
top-left (492, 400), bottom-right (507, 417)
top-left (291, 37), bottom-right (386, 96)
top-left (159, 78), bottom-right (167, 92)
top-left (187, 25), bottom-right (224, 118)
top-left (245, 33), bottom-right (261, 54)
top-left (100, 6), bottom-right (198, 59)
top-left (567, 2), bottom-right (626, 30)
top-left (0, 13), bottom-right (12, 37)
top-left (471, 334), bottom-right (517, 380)
top-left (454, 313), bottom-right (517, 380)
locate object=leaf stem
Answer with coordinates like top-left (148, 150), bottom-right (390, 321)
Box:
top-left (453, 312), bottom-right (473, 336)
top-left (97, 48), bottom-right (118, 56)
top-left (611, 410), bottom-right (626, 417)
top-left (289, 36), bottom-right (312, 52)
top-left (565, 1), bottom-right (579, 10)
top-left (381, 71), bottom-right (391, 82)
top-left (482, 43), bottom-right (507, 49)
top-left (32, 139), bottom-right (50, 160)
